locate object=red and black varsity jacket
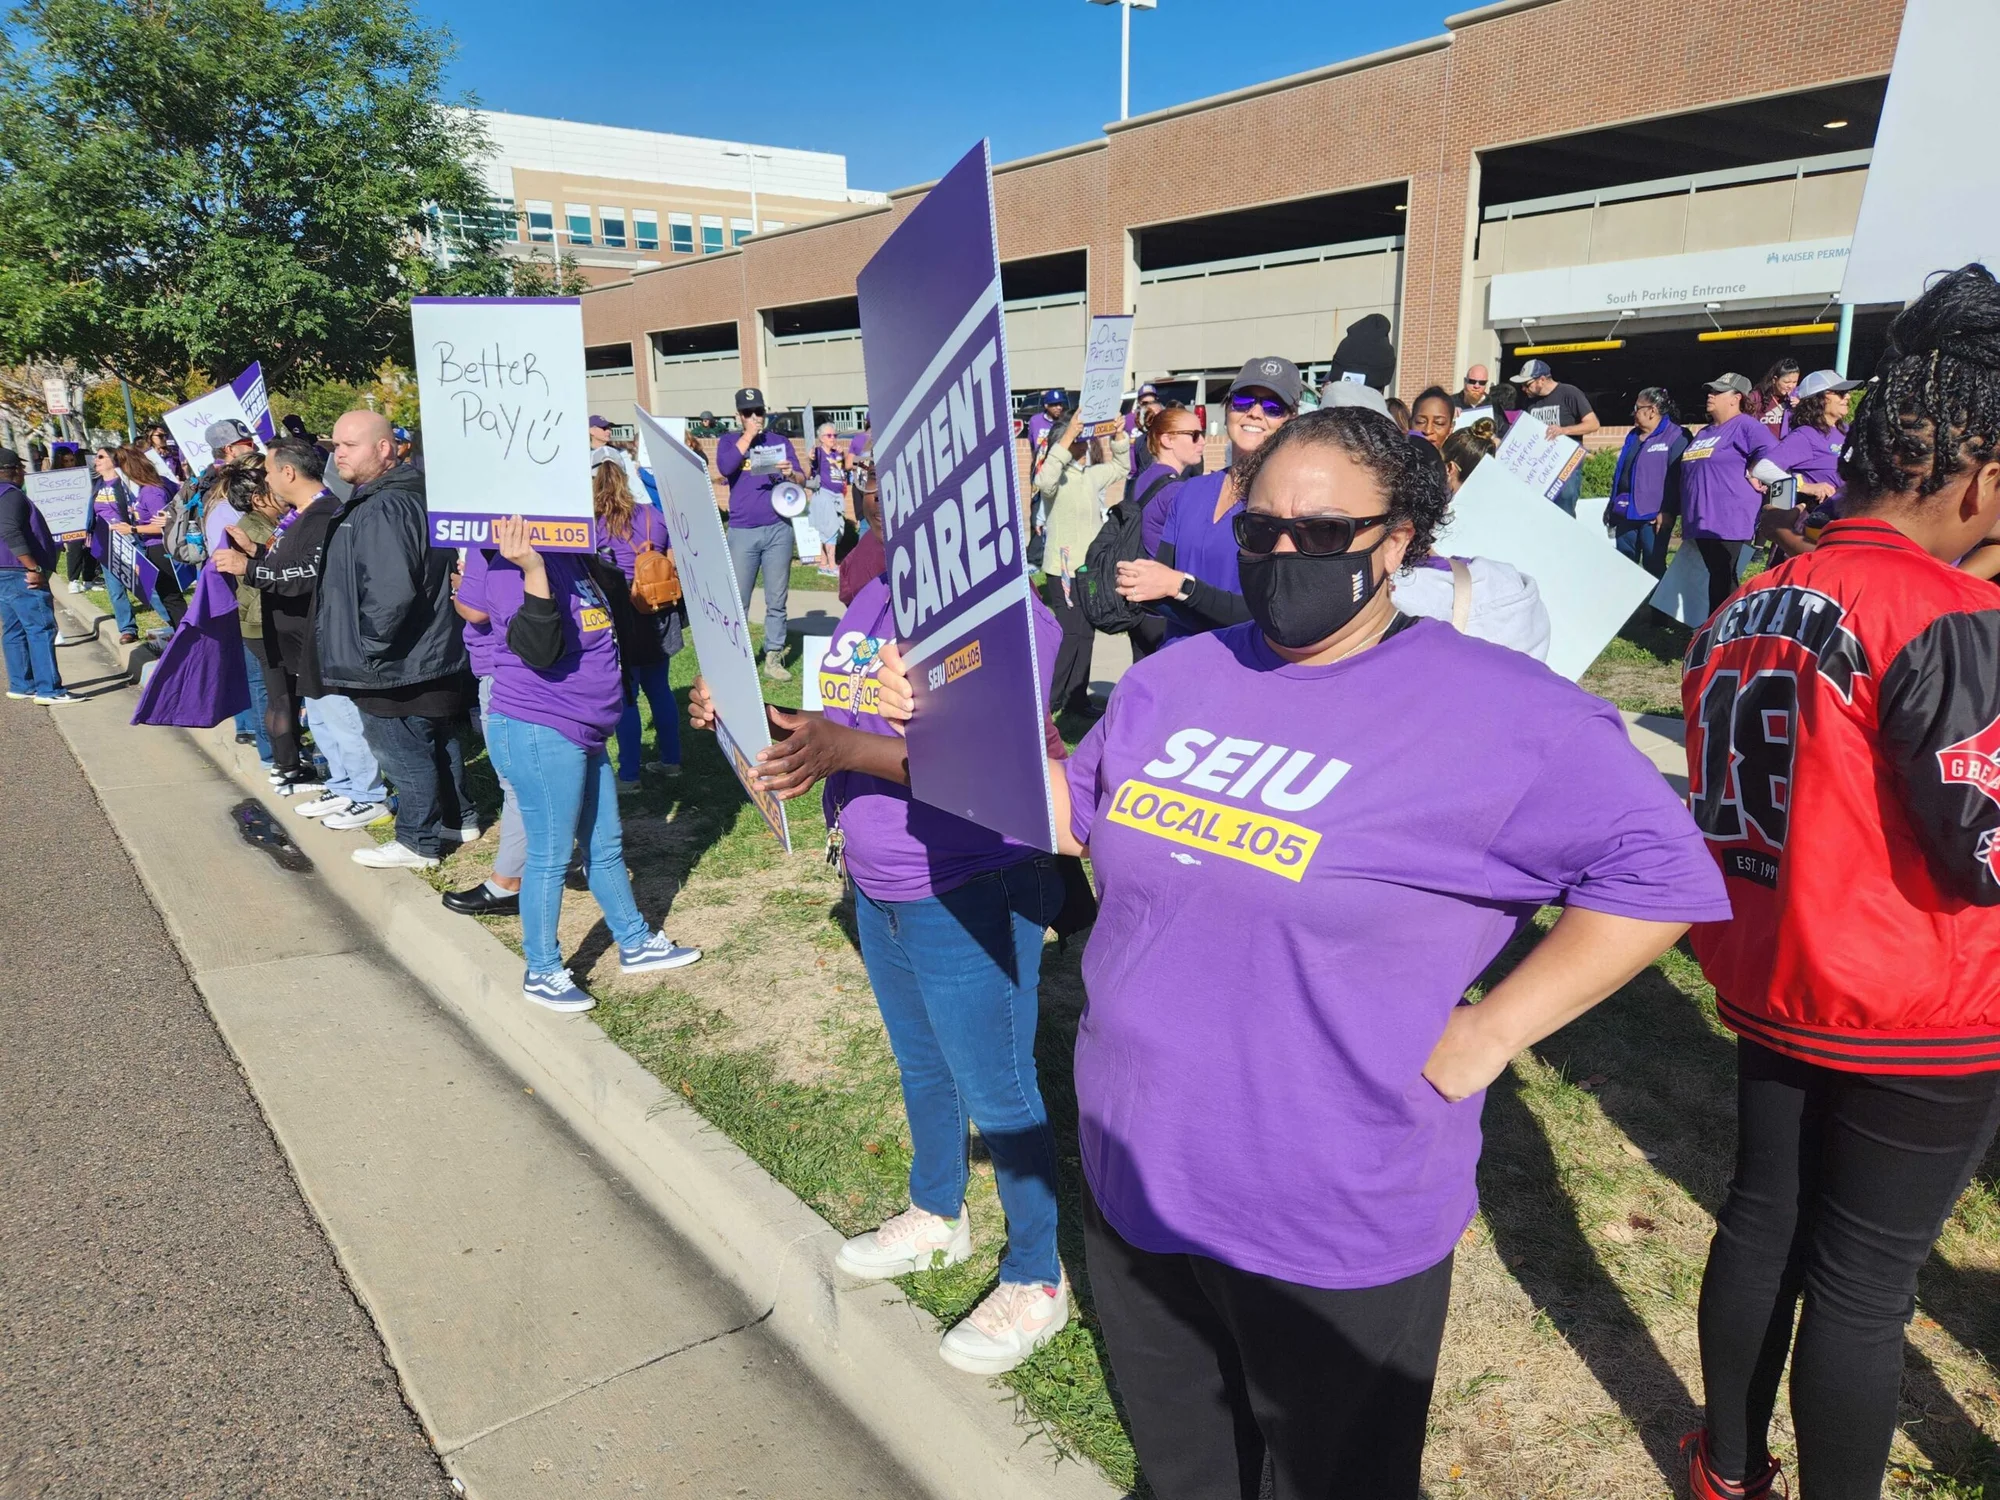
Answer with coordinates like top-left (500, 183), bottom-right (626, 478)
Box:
top-left (1683, 518), bottom-right (2000, 1074)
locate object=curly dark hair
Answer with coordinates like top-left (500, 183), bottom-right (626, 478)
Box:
top-left (202, 454), bottom-right (269, 512)
top-left (1634, 385), bottom-right (1681, 425)
top-left (1841, 263), bottom-right (2000, 506)
top-left (1234, 407), bottom-right (1453, 568)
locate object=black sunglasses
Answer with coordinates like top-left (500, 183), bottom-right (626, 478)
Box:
top-left (1233, 511), bottom-right (1391, 557)
top-left (1229, 392), bottom-right (1290, 418)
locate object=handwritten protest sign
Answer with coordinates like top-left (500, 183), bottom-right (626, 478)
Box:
top-left (1495, 410), bottom-right (1584, 502)
top-left (857, 139), bottom-right (1056, 852)
top-left (25, 469), bottom-right (93, 539)
top-left (164, 384), bottom-right (259, 475)
top-left (632, 408), bottom-right (790, 852)
top-left (411, 297), bottom-right (592, 552)
top-left (1076, 315), bottom-right (1134, 439)
top-left (1433, 459), bottom-right (1655, 680)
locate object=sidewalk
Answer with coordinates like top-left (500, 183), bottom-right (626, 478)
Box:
top-left (46, 593), bottom-right (1123, 1500)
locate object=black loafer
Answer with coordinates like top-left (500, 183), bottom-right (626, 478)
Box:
top-left (442, 883), bottom-right (520, 916)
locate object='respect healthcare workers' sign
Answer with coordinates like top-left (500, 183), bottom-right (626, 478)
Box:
top-left (631, 408), bottom-right (791, 853)
top-left (857, 140), bottom-right (1056, 852)
top-left (410, 297), bottom-right (593, 552)
top-left (25, 468), bottom-right (93, 539)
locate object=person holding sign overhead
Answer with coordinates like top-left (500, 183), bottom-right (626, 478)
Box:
top-left (684, 464), bottom-right (1076, 1378)
top-left (714, 387), bottom-right (804, 682)
top-left (1033, 411), bottom-right (1130, 714)
top-left (878, 405), bottom-right (1726, 1497)
top-left (460, 516), bottom-right (701, 1012)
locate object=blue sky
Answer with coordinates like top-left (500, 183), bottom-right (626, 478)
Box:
top-left (417, 1), bottom-right (1461, 191)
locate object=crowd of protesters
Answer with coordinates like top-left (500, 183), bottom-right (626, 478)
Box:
top-left (5, 263), bottom-right (2000, 1500)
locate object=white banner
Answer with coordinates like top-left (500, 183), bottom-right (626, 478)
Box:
top-left (42, 378), bottom-right (71, 416)
top-left (1841, 0), bottom-right (2000, 307)
top-left (411, 297), bottom-right (593, 551)
top-left (1490, 238), bottom-right (1852, 324)
top-left (632, 408), bottom-right (790, 852)
top-left (1433, 460), bottom-right (1654, 681)
top-left (1076, 314), bottom-right (1134, 437)
top-left (25, 468), bottom-right (93, 537)
top-left (163, 384), bottom-right (258, 475)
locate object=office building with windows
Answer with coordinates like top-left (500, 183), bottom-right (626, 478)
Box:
top-left (575, 0), bottom-right (1906, 438)
top-left (441, 110), bottom-right (889, 295)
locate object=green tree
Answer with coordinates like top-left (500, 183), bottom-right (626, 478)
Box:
top-left (0, 0), bottom-right (508, 392)
top-left (508, 250), bottom-right (591, 298)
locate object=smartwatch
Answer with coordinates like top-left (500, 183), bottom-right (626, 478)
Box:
top-left (1173, 573), bottom-right (1195, 603)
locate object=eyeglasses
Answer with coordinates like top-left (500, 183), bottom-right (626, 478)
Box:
top-left (1463, 379), bottom-right (1489, 388)
top-left (1159, 426), bottom-right (1203, 443)
top-left (1229, 393), bottom-right (1290, 418)
top-left (1233, 511), bottom-right (1391, 557)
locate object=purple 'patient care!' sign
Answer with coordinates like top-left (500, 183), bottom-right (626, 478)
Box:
top-left (410, 297), bottom-right (593, 552)
top-left (857, 141), bottom-right (1056, 851)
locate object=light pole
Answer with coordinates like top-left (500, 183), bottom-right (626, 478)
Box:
top-left (723, 147), bottom-right (774, 239)
top-left (1086, 0), bottom-right (1155, 121)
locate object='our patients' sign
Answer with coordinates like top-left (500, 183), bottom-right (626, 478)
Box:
top-left (410, 297), bottom-right (592, 552)
top-left (857, 140), bottom-right (1056, 852)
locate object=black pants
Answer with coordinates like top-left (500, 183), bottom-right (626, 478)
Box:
top-left (1698, 1038), bottom-right (2000, 1499)
top-left (1082, 1186), bottom-right (1452, 1500)
top-left (63, 536), bottom-right (98, 586)
top-left (139, 542), bottom-right (187, 627)
top-left (1038, 575), bottom-right (1095, 714)
top-left (358, 712), bottom-right (471, 857)
top-left (257, 650), bottom-right (302, 775)
top-left (1697, 538), bottom-right (1742, 616)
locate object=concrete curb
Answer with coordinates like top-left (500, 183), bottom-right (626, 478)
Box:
top-left (49, 589), bottom-right (1125, 1500)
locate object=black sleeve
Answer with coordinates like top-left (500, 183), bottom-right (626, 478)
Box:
top-left (506, 592), bottom-right (568, 670)
top-left (1877, 609), bottom-right (2000, 905)
top-left (0, 490), bottom-right (41, 566)
top-left (1181, 577), bottom-right (1253, 630)
top-left (246, 510), bottom-right (330, 595)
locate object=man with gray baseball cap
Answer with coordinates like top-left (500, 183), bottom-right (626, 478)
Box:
top-left (1510, 358), bottom-right (1598, 514)
top-left (204, 418), bottom-right (257, 468)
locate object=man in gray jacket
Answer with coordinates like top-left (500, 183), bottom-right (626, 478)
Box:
top-left (315, 411), bottom-right (473, 870)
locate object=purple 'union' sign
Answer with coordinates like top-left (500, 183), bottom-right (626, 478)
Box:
top-left (857, 141), bottom-right (1055, 852)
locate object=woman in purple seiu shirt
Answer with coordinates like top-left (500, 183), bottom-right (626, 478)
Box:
top-left (1605, 387), bottom-right (1688, 577)
top-left (592, 451), bottom-right (683, 786)
top-left (684, 468), bottom-right (1077, 1380)
top-left (1028, 409), bottom-right (1721, 1498)
top-left (458, 517), bottom-right (700, 1013)
top-left (95, 444), bottom-right (188, 634)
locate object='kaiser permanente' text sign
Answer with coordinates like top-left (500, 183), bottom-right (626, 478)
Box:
top-left (25, 469), bottom-right (93, 539)
top-left (411, 297), bottom-right (593, 552)
top-left (632, 408), bottom-right (790, 852)
top-left (857, 140), bottom-right (1056, 853)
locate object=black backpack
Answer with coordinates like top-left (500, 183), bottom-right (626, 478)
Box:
top-left (1079, 471), bottom-right (1181, 634)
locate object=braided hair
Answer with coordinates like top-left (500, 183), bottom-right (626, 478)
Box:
top-left (1842, 263), bottom-right (2000, 506)
top-left (1235, 406), bottom-right (1453, 568)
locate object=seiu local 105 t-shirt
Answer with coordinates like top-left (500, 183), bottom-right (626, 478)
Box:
top-left (1064, 619), bottom-right (1729, 1289)
top-left (820, 574), bottom-right (1063, 903)
top-left (457, 547), bottom-right (624, 752)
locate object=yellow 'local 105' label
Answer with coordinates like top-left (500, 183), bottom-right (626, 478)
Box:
top-left (818, 672), bottom-right (882, 714)
top-left (1105, 778), bottom-right (1321, 882)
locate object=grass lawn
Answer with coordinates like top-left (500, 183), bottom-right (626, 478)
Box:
top-left (419, 618), bottom-right (2000, 1499)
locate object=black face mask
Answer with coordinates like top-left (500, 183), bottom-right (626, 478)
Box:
top-left (1238, 538), bottom-right (1387, 650)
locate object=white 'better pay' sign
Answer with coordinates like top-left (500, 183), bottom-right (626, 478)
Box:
top-left (410, 296), bottom-right (592, 551)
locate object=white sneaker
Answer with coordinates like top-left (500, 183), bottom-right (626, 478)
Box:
top-left (438, 823), bottom-right (483, 843)
top-left (350, 841), bottom-right (438, 870)
top-left (939, 1277), bottom-right (1070, 1375)
top-left (321, 800), bottom-right (390, 831)
top-left (835, 1205), bottom-right (972, 1281)
top-left (294, 794), bottom-right (352, 820)
top-left (67, 579), bottom-right (86, 594)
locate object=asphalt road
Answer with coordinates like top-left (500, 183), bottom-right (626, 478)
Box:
top-left (0, 697), bottom-right (454, 1500)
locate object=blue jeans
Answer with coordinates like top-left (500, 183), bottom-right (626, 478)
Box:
top-left (102, 567), bottom-right (137, 635)
top-left (615, 659), bottom-right (682, 780)
top-left (302, 693), bottom-right (386, 804)
top-left (0, 570), bottom-right (62, 697)
top-left (728, 521), bottom-right (792, 654)
top-left (360, 711), bottom-right (471, 858)
top-left (1613, 517), bottom-right (1671, 577)
top-left (854, 856), bottom-right (1064, 1287)
top-left (486, 712), bottom-right (651, 975)
top-left (237, 641), bottom-right (272, 761)
top-left (476, 676), bottom-right (527, 882)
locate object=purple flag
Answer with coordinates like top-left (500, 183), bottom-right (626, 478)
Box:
top-left (856, 140), bottom-right (1056, 852)
top-left (229, 362), bottom-right (277, 445)
top-left (131, 564), bottom-right (251, 727)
